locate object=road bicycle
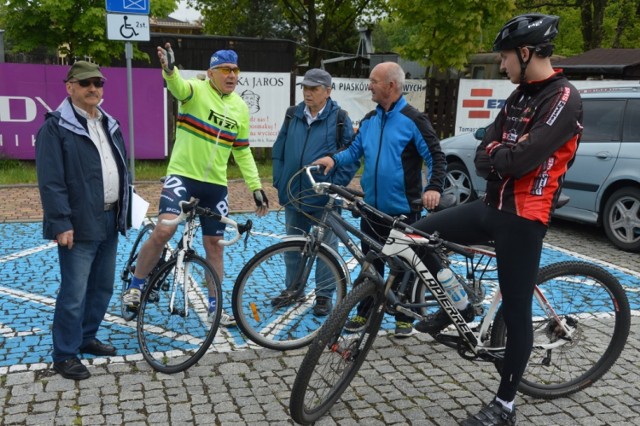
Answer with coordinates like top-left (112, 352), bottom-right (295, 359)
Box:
top-left (289, 167), bottom-right (631, 425)
top-left (127, 198), bottom-right (252, 373)
top-left (231, 166), bottom-right (408, 350)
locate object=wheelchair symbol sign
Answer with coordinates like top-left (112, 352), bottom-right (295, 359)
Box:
top-left (106, 13), bottom-right (150, 41)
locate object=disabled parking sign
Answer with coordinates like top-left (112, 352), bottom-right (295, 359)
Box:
top-left (106, 13), bottom-right (150, 41)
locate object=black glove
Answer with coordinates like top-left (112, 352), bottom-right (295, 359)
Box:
top-left (159, 43), bottom-right (175, 72)
top-left (253, 189), bottom-right (269, 209)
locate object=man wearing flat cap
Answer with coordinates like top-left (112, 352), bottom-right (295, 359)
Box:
top-left (271, 68), bottom-right (358, 316)
top-left (36, 61), bottom-right (131, 380)
top-left (122, 43), bottom-right (269, 327)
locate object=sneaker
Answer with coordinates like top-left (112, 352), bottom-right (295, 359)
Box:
top-left (394, 321), bottom-right (414, 338)
top-left (206, 308), bottom-right (236, 327)
top-left (344, 315), bottom-right (367, 333)
top-left (460, 399), bottom-right (516, 426)
top-left (271, 289), bottom-right (305, 307)
top-left (313, 296), bottom-right (332, 316)
top-left (122, 288), bottom-right (141, 309)
top-left (219, 310), bottom-right (237, 327)
top-left (415, 304), bottom-right (475, 334)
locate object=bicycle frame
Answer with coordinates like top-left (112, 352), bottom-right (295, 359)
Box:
top-left (380, 227), bottom-right (576, 359)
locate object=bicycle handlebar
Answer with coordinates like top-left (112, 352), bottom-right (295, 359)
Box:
top-left (161, 198), bottom-right (253, 246)
top-left (305, 165), bottom-right (365, 199)
top-left (303, 165), bottom-right (476, 258)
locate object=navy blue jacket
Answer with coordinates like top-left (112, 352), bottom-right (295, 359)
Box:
top-left (334, 95), bottom-right (446, 215)
top-left (272, 99), bottom-right (359, 212)
top-left (36, 98), bottom-right (130, 240)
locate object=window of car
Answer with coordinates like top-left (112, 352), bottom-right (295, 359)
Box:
top-left (623, 99), bottom-right (640, 142)
top-left (581, 99), bottom-right (625, 143)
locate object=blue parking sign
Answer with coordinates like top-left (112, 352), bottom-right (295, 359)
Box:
top-left (105, 0), bottom-right (150, 15)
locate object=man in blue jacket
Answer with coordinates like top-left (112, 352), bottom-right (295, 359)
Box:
top-left (36, 61), bottom-right (130, 380)
top-left (272, 68), bottom-right (358, 316)
top-left (314, 62), bottom-right (446, 336)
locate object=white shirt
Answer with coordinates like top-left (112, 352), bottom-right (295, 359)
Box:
top-left (73, 105), bottom-right (120, 204)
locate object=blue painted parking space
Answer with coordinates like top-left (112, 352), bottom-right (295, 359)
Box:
top-left (1, 212), bottom-right (639, 368)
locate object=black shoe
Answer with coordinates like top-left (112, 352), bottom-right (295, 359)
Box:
top-left (313, 296), bottom-right (332, 316)
top-left (80, 339), bottom-right (117, 356)
top-left (271, 290), bottom-right (304, 307)
top-left (53, 357), bottom-right (91, 380)
top-left (415, 304), bottom-right (475, 334)
top-left (460, 399), bottom-right (516, 425)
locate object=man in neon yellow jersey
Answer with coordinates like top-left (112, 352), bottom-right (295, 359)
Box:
top-left (123, 43), bottom-right (269, 326)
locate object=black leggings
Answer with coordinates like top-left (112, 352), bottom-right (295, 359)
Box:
top-left (411, 200), bottom-right (547, 401)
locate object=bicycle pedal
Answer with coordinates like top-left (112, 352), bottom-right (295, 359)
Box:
top-left (432, 332), bottom-right (461, 349)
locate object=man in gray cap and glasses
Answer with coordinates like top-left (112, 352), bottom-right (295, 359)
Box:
top-left (271, 68), bottom-right (358, 316)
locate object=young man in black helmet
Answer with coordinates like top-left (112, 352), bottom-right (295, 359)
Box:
top-left (410, 14), bottom-right (583, 425)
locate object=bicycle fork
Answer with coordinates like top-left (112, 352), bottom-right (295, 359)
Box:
top-left (169, 250), bottom-right (190, 317)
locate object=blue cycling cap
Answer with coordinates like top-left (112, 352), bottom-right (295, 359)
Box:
top-left (210, 50), bottom-right (238, 68)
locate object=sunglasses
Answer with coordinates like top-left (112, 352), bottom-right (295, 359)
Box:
top-left (212, 67), bottom-right (240, 76)
top-left (71, 79), bottom-right (105, 88)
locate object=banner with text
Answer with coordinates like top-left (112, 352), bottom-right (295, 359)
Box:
top-left (180, 70), bottom-right (290, 148)
top-left (295, 77), bottom-right (427, 128)
top-left (0, 63), bottom-right (166, 160)
top-left (455, 78), bottom-right (636, 136)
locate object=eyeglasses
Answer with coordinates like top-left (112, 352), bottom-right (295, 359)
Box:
top-left (70, 79), bottom-right (105, 88)
top-left (212, 67), bottom-right (240, 76)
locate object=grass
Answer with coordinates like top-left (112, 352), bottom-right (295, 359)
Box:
top-left (0, 158), bottom-right (273, 185)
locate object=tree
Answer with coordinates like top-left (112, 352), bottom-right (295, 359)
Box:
top-left (0, 0), bottom-right (177, 65)
top-left (515, 0), bottom-right (640, 53)
top-left (191, 0), bottom-right (388, 68)
top-left (385, 0), bottom-right (516, 73)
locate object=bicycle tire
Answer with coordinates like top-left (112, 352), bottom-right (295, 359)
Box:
top-left (136, 253), bottom-right (222, 374)
top-left (120, 222), bottom-right (155, 321)
top-left (491, 260), bottom-right (630, 399)
top-left (290, 275), bottom-right (384, 425)
top-left (232, 240), bottom-right (348, 350)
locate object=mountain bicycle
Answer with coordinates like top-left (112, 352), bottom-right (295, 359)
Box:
top-left (288, 167), bottom-right (631, 425)
top-left (133, 198), bottom-right (252, 373)
top-left (231, 166), bottom-right (415, 350)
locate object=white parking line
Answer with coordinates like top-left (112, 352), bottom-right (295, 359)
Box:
top-left (0, 242), bottom-right (57, 263)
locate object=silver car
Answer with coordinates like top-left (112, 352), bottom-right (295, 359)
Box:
top-left (441, 86), bottom-right (640, 252)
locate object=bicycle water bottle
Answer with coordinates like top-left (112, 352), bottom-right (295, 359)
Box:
top-left (437, 268), bottom-right (468, 309)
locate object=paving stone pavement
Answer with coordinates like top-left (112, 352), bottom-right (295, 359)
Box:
top-left (1, 182), bottom-right (638, 425)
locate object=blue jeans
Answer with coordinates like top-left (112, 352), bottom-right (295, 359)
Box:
top-left (52, 210), bottom-right (118, 362)
top-left (284, 208), bottom-right (339, 298)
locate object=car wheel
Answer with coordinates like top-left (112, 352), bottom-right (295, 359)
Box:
top-left (602, 187), bottom-right (640, 252)
top-left (444, 161), bottom-right (477, 205)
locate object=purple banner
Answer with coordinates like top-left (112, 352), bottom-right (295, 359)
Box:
top-left (0, 63), bottom-right (166, 159)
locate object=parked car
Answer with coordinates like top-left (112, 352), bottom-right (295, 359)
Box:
top-left (441, 86), bottom-right (640, 252)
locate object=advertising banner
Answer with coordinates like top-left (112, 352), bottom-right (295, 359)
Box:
top-left (295, 77), bottom-right (427, 128)
top-left (0, 63), bottom-right (166, 159)
top-left (455, 78), bottom-right (636, 136)
top-left (180, 70), bottom-right (291, 148)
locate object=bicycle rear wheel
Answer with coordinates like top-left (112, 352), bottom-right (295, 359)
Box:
top-left (491, 260), bottom-right (630, 399)
top-left (290, 274), bottom-right (384, 425)
top-left (136, 253), bottom-right (222, 374)
top-left (120, 222), bottom-right (155, 321)
top-left (232, 240), bottom-right (348, 350)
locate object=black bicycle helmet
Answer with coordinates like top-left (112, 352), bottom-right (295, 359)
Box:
top-left (493, 13), bottom-right (559, 52)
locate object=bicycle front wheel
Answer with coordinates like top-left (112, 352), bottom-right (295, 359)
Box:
top-left (232, 240), bottom-right (348, 350)
top-left (137, 253), bottom-right (222, 374)
top-left (120, 222), bottom-right (155, 321)
top-left (491, 260), bottom-right (630, 399)
top-left (290, 274), bottom-right (384, 425)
